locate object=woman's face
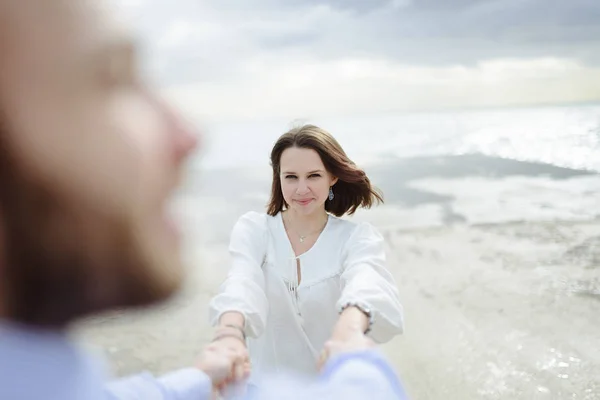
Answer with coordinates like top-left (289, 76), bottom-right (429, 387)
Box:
top-left (279, 146), bottom-right (338, 216)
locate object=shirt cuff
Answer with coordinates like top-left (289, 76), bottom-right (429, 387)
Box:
top-left (158, 368), bottom-right (212, 399)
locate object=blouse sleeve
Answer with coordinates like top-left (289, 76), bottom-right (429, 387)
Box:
top-left (337, 222), bottom-right (404, 343)
top-left (208, 211), bottom-right (269, 338)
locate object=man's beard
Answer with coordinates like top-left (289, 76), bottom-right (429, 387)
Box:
top-left (0, 135), bottom-right (180, 329)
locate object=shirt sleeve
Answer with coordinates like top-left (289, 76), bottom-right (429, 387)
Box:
top-left (104, 368), bottom-right (212, 400)
top-left (250, 350), bottom-right (408, 400)
top-left (337, 222), bottom-right (404, 343)
top-left (208, 211), bottom-right (270, 338)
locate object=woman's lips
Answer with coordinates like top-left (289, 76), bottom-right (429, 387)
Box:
top-left (296, 199), bottom-right (313, 206)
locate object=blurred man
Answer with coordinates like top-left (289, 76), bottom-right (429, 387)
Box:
top-left (0, 0), bottom-right (406, 399)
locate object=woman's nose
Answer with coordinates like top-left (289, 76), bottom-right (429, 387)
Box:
top-left (296, 180), bottom-right (309, 194)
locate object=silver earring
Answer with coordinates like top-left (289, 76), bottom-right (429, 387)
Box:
top-left (328, 186), bottom-right (334, 201)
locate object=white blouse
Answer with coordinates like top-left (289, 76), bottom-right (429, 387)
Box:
top-left (208, 211), bottom-right (404, 385)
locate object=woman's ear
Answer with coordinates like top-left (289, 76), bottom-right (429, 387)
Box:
top-left (331, 176), bottom-right (339, 186)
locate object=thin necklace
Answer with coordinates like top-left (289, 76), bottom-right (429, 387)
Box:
top-left (284, 213), bottom-right (328, 243)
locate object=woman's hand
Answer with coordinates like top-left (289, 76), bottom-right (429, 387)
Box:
top-left (317, 329), bottom-right (375, 370)
top-left (331, 305), bottom-right (370, 341)
top-left (196, 340), bottom-right (249, 390)
top-left (208, 322), bottom-right (251, 392)
top-left (318, 305), bottom-right (373, 370)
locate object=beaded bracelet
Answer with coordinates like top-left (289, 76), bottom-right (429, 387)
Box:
top-left (339, 301), bottom-right (375, 335)
top-left (211, 332), bottom-right (247, 346)
top-left (221, 323), bottom-right (246, 340)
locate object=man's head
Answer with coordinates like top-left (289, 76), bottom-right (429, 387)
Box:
top-left (0, 0), bottom-right (198, 328)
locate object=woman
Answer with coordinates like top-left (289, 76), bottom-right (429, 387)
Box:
top-left (208, 124), bottom-right (404, 389)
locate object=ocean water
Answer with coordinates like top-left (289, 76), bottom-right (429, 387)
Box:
top-left (176, 103), bottom-right (600, 241)
top-left (196, 103), bottom-right (600, 172)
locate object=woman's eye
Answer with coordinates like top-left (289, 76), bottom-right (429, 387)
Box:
top-left (285, 175), bottom-right (297, 180)
top-left (309, 174), bottom-right (321, 178)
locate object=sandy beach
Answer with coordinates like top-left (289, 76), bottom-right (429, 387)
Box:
top-left (74, 155), bottom-right (600, 399)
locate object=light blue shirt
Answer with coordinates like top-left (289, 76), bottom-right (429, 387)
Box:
top-left (0, 321), bottom-right (407, 400)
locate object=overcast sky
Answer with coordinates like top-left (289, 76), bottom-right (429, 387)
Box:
top-left (119, 0), bottom-right (600, 121)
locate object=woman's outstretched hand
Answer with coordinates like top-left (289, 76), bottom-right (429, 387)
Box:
top-left (318, 304), bottom-right (374, 369)
top-left (318, 329), bottom-right (376, 371)
top-left (196, 339), bottom-right (249, 388)
top-left (197, 323), bottom-right (251, 396)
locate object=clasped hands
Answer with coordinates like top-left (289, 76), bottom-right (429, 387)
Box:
top-left (196, 323), bottom-right (375, 396)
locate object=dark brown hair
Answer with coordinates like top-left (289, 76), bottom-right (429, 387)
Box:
top-left (267, 124), bottom-right (383, 217)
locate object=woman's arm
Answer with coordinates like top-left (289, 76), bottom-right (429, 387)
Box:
top-left (335, 222), bottom-right (404, 343)
top-left (208, 212), bottom-right (270, 339)
top-left (330, 306), bottom-right (369, 341)
top-left (217, 311), bottom-right (245, 329)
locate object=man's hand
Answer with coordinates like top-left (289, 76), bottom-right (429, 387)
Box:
top-left (196, 340), bottom-right (250, 400)
top-left (318, 329), bottom-right (375, 370)
top-left (198, 323), bottom-right (251, 396)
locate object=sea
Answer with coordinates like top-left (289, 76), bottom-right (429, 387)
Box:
top-left (195, 103), bottom-right (600, 173)
top-left (176, 103), bottom-right (600, 243)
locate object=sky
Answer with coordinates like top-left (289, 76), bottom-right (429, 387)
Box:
top-left (119, 0), bottom-right (600, 122)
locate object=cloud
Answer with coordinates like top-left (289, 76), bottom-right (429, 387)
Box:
top-left (162, 55), bottom-right (600, 122)
top-left (253, 0), bottom-right (600, 65)
top-left (117, 0), bottom-right (600, 118)
top-left (128, 0), bottom-right (600, 76)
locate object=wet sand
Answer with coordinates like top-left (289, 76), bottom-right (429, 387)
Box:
top-left (74, 155), bottom-right (600, 399)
